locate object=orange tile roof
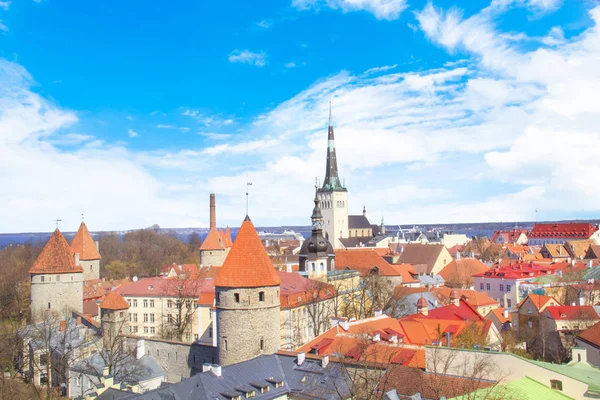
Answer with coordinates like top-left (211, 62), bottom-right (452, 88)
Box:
top-left (99, 291), bottom-right (129, 310)
top-left (438, 258), bottom-right (488, 287)
top-left (335, 249), bottom-right (417, 281)
top-left (71, 222), bottom-right (101, 260)
top-left (200, 227), bottom-right (226, 251)
top-left (224, 226), bottom-right (232, 247)
top-left (29, 229), bottom-right (84, 274)
top-left (278, 271), bottom-right (336, 309)
top-left (489, 307), bottom-right (512, 324)
top-left (578, 321), bottom-right (600, 348)
top-left (432, 287), bottom-right (497, 307)
top-left (519, 293), bottom-right (559, 310)
top-left (215, 217), bottom-right (281, 288)
top-left (83, 278), bottom-right (132, 300)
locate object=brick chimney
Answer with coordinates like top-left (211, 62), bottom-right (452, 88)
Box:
top-left (209, 194), bottom-right (216, 230)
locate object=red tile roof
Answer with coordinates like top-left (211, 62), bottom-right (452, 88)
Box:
top-left (100, 291), bottom-right (129, 310)
top-left (83, 278), bottom-right (132, 301)
top-left (278, 271), bottom-right (336, 309)
top-left (577, 321), bottom-right (600, 348)
top-left (529, 222), bottom-right (597, 239)
top-left (29, 229), bottom-right (84, 274)
top-left (432, 287), bottom-right (497, 307)
top-left (199, 227), bottom-right (226, 251)
top-left (544, 305), bottom-right (600, 321)
top-left (489, 307), bottom-right (512, 324)
top-left (298, 300), bottom-right (491, 368)
top-left (116, 276), bottom-right (213, 297)
top-left (438, 258), bottom-right (488, 287)
top-left (491, 229), bottom-right (528, 244)
top-left (71, 222), bottom-right (101, 260)
top-left (335, 249), bottom-right (418, 282)
top-left (224, 226), bottom-right (232, 247)
top-left (215, 217), bottom-right (280, 288)
top-left (472, 262), bottom-right (556, 280)
top-left (518, 293), bottom-right (559, 311)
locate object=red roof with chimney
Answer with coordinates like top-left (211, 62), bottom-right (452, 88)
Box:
top-left (529, 222), bottom-right (597, 239)
top-left (71, 222), bottom-right (101, 260)
top-left (29, 229), bottom-right (84, 274)
top-left (100, 291), bottom-right (129, 310)
top-left (215, 217), bottom-right (281, 288)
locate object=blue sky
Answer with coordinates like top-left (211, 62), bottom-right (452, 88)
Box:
top-left (1, 0), bottom-right (600, 232)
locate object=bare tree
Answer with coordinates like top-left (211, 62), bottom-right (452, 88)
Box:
top-left (305, 280), bottom-right (336, 339)
top-left (344, 276), bottom-right (394, 320)
top-left (159, 277), bottom-right (200, 342)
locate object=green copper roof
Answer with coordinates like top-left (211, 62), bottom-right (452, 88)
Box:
top-left (529, 357), bottom-right (600, 394)
top-left (450, 377), bottom-right (574, 400)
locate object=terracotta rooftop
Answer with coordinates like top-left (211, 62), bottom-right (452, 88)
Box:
top-left (489, 307), bottom-right (512, 324)
top-left (544, 305), bottom-right (600, 322)
top-left (335, 249), bottom-right (418, 282)
top-left (199, 227), bottom-right (226, 251)
top-left (215, 216), bottom-right (281, 288)
top-left (438, 258), bottom-right (488, 287)
top-left (70, 222), bottom-right (101, 260)
top-left (529, 222), bottom-right (597, 239)
top-left (518, 293), bottom-right (559, 311)
top-left (100, 291), bottom-right (129, 310)
top-left (29, 229), bottom-right (84, 274)
top-left (433, 287), bottom-right (497, 307)
top-left (491, 229), bottom-right (528, 244)
top-left (577, 321), bottom-right (600, 348)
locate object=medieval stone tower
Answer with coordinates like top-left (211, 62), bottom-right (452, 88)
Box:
top-left (317, 105), bottom-right (348, 249)
top-left (99, 291), bottom-right (130, 350)
top-left (214, 216), bottom-right (281, 366)
top-left (71, 221), bottom-right (101, 281)
top-left (299, 189), bottom-right (335, 278)
top-left (29, 229), bottom-right (83, 324)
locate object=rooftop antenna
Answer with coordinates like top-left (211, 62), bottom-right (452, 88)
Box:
top-left (246, 178), bottom-right (253, 216)
top-left (55, 219), bottom-right (62, 230)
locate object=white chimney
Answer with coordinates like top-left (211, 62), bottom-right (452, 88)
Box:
top-left (297, 352), bottom-right (306, 366)
top-left (211, 364), bottom-right (222, 377)
top-left (503, 309), bottom-right (509, 319)
top-left (202, 363), bottom-right (212, 372)
top-left (136, 339), bottom-right (145, 360)
top-left (587, 260), bottom-right (593, 269)
top-left (374, 309), bottom-right (383, 317)
top-left (578, 295), bottom-right (585, 306)
top-left (321, 355), bottom-right (329, 368)
top-left (373, 332), bottom-right (381, 342)
top-left (456, 252), bottom-right (461, 260)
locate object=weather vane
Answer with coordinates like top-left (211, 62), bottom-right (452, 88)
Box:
top-left (55, 219), bottom-right (62, 229)
top-left (246, 179), bottom-right (253, 216)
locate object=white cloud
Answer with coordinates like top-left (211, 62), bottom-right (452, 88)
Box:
top-left (364, 64), bottom-right (398, 74)
top-left (292, 0), bottom-right (408, 20)
top-left (156, 124), bottom-right (174, 129)
top-left (541, 26), bottom-right (565, 46)
top-left (228, 49), bottom-right (267, 67)
top-left (0, 1), bottom-right (10, 10)
top-left (285, 62), bottom-right (297, 68)
top-left (199, 132), bottom-right (233, 140)
top-left (182, 109), bottom-right (235, 127)
top-left (127, 129), bottom-right (138, 138)
top-left (256, 20), bottom-right (271, 28)
top-left (0, 21), bottom-right (7, 32)
top-left (126, 115), bottom-right (134, 121)
top-left (49, 133), bottom-right (94, 146)
top-left (180, 127), bottom-right (190, 132)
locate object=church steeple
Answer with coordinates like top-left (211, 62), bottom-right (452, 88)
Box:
top-left (322, 102), bottom-right (346, 192)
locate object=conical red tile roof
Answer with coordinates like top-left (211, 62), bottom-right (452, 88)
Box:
top-left (200, 227), bottom-right (225, 251)
top-left (225, 226), bottom-right (232, 247)
top-left (100, 291), bottom-right (129, 310)
top-left (215, 216), bottom-right (280, 288)
top-left (71, 222), bottom-right (101, 260)
top-left (29, 229), bottom-right (84, 274)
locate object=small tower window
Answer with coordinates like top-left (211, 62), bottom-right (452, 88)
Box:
top-left (259, 292), bottom-right (265, 302)
top-left (260, 338), bottom-right (264, 350)
top-left (224, 338), bottom-right (228, 350)
top-left (48, 302), bottom-right (51, 309)
top-left (234, 293), bottom-right (240, 303)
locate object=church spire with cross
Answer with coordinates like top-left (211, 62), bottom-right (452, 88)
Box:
top-left (321, 102), bottom-right (346, 192)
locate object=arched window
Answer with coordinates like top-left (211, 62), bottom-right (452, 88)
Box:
top-left (311, 263), bottom-right (316, 272)
top-left (320, 262), bottom-right (324, 271)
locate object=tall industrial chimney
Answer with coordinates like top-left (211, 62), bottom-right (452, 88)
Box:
top-left (210, 194), bottom-right (216, 230)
